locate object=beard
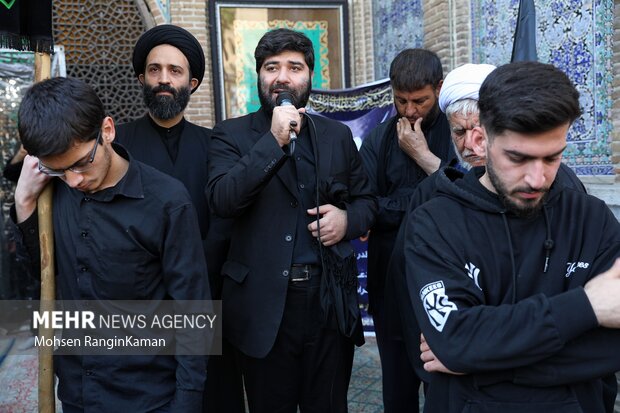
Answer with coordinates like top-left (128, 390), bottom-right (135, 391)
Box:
top-left (421, 101), bottom-right (440, 130)
top-left (142, 83), bottom-right (191, 120)
top-left (485, 153), bottom-right (549, 219)
top-left (257, 77), bottom-right (311, 117)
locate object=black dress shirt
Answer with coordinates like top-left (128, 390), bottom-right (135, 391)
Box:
top-left (11, 144), bottom-right (208, 412)
top-left (291, 121), bottom-right (319, 265)
top-left (147, 115), bottom-right (184, 163)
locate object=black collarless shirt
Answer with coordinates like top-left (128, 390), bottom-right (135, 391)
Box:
top-left (147, 115), bottom-right (185, 163)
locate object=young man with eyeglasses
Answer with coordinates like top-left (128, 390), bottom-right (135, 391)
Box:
top-left (11, 77), bottom-right (209, 412)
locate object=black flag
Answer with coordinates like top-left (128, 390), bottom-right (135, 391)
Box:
top-left (0, 0), bottom-right (54, 53)
top-left (511, 0), bottom-right (538, 62)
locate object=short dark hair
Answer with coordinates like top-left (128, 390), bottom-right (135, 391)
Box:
top-left (478, 61), bottom-right (582, 138)
top-left (389, 48), bottom-right (443, 92)
top-left (18, 77), bottom-right (104, 158)
top-left (254, 28), bottom-right (315, 73)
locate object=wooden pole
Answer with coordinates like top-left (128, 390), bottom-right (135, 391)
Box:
top-left (33, 51), bottom-right (55, 413)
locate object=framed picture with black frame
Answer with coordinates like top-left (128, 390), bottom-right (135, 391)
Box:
top-left (209, 0), bottom-right (349, 121)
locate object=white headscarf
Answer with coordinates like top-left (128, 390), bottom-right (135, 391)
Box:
top-left (438, 63), bottom-right (497, 113)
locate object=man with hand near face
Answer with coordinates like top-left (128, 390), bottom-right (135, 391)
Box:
top-left (359, 48), bottom-right (454, 413)
top-left (207, 28), bottom-right (376, 412)
top-left (11, 77), bottom-right (207, 412)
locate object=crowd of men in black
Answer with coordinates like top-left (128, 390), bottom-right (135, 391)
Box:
top-left (4, 23), bottom-right (620, 413)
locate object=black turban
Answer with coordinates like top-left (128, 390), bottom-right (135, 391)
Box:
top-left (132, 24), bottom-right (205, 93)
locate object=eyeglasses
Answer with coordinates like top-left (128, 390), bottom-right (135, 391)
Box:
top-left (38, 131), bottom-right (101, 177)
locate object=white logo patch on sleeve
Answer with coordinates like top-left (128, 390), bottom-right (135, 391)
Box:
top-left (420, 281), bottom-right (457, 332)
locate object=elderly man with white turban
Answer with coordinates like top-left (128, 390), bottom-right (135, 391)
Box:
top-left (383, 63), bottom-right (585, 407)
top-left (439, 63), bottom-right (496, 169)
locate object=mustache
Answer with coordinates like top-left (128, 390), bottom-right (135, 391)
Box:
top-left (269, 84), bottom-right (294, 94)
top-left (512, 186), bottom-right (550, 195)
top-left (151, 84), bottom-right (178, 96)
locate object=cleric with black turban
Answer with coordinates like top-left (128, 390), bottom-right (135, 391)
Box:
top-left (132, 24), bottom-right (205, 93)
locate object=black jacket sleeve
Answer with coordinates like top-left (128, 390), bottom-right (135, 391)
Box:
top-left (511, 327), bottom-right (620, 386)
top-left (207, 122), bottom-right (288, 218)
top-left (359, 123), bottom-right (412, 230)
top-left (339, 126), bottom-right (377, 240)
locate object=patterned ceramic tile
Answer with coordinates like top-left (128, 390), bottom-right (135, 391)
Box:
top-left (372, 0), bottom-right (424, 79)
top-left (472, 0), bottom-right (614, 175)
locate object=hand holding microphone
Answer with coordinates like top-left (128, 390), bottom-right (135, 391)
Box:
top-left (272, 91), bottom-right (302, 151)
top-left (277, 91), bottom-right (298, 147)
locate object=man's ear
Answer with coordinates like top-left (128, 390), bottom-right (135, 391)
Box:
top-left (138, 74), bottom-right (145, 86)
top-left (190, 78), bottom-right (199, 91)
top-left (435, 79), bottom-right (443, 95)
top-left (471, 126), bottom-right (487, 159)
top-left (101, 116), bottom-right (116, 143)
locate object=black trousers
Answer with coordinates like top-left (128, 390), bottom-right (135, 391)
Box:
top-left (203, 337), bottom-right (246, 413)
top-left (240, 277), bottom-right (354, 413)
top-left (372, 293), bottom-right (421, 413)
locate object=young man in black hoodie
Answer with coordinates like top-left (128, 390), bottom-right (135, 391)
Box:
top-left (406, 61), bottom-right (620, 413)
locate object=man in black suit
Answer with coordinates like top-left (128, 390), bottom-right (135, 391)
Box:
top-left (207, 29), bottom-right (376, 412)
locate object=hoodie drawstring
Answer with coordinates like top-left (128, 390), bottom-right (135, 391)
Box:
top-left (542, 205), bottom-right (555, 274)
top-left (501, 213), bottom-right (518, 304)
top-left (502, 206), bottom-right (555, 303)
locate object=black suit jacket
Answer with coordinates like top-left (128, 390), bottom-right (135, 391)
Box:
top-left (116, 115), bottom-right (212, 239)
top-left (207, 108), bottom-right (376, 358)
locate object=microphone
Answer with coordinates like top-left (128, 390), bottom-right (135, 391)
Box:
top-left (276, 91), bottom-right (298, 152)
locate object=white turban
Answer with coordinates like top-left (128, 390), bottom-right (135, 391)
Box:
top-left (439, 64), bottom-right (497, 113)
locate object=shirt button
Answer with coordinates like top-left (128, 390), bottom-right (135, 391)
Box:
top-left (81, 231), bottom-right (88, 238)
top-left (282, 270), bottom-right (289, 277)
top-left (85, 370), bottom-right (93, 376)
top-left (290, 201), bottom-right (298, 208)
top-left (83, 197), bottom-right (91, 202)
top-left (296, 156), bottom-right (301, 161)
top-left (299, 183), bottom-right (305, 189)
top-left (285, 235), bottom-right (292, 242)
top-left (80, 267), bottom-right (88, 272)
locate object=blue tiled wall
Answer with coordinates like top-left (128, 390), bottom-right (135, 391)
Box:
top-left (472, 0), bottom-right (614, 175)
